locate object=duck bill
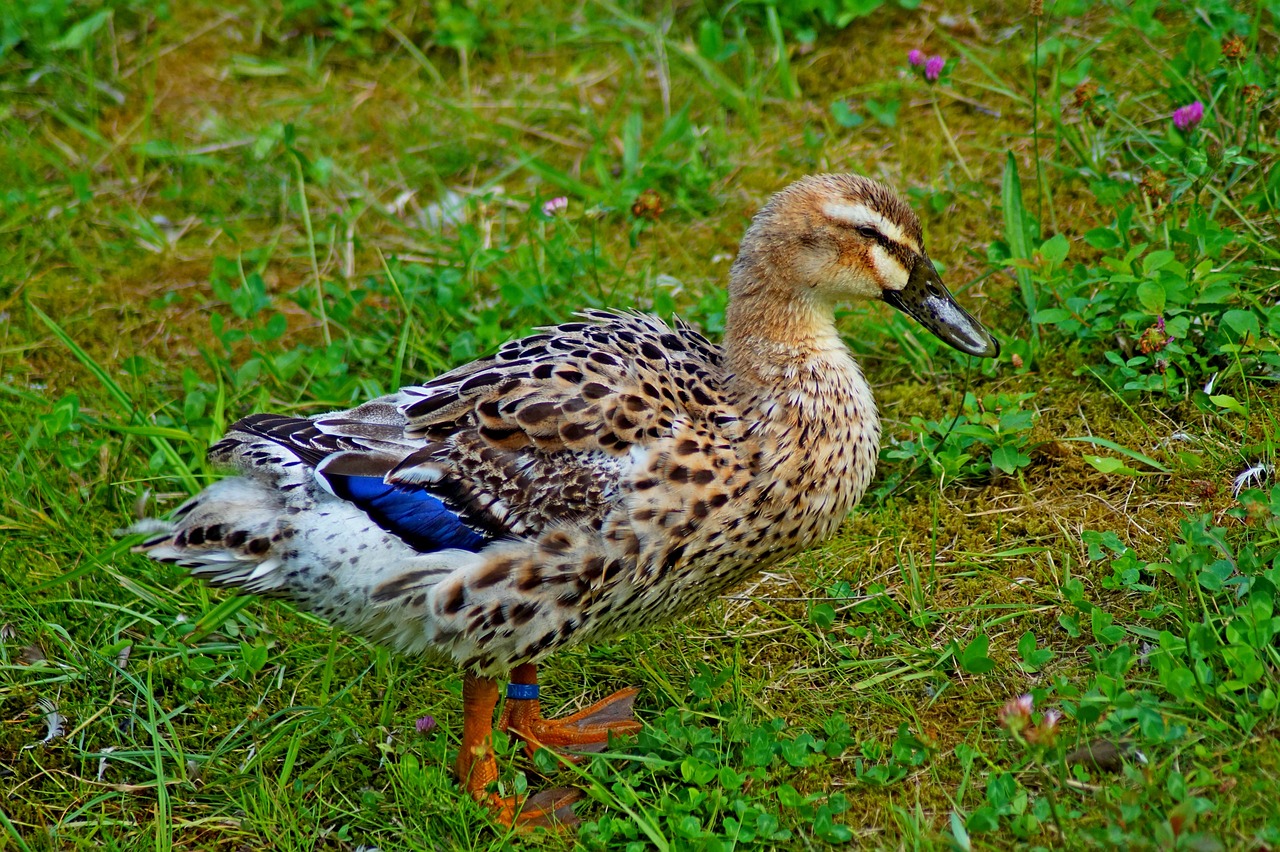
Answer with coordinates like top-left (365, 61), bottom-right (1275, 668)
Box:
top-left (882, 255), bottom-right (1000, 358)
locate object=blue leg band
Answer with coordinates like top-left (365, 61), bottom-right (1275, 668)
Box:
top-left (506, 682), bottom-right (540, 700)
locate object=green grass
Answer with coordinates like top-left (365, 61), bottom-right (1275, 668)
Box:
top-left (3, 0), bottom-right (1280, 849)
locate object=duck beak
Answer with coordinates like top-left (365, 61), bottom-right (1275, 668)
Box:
top-left (882, 254), bottom-right (1000, 358)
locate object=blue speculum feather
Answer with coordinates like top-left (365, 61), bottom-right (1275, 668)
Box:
top-left (324, 473), bottom-right (488, 553)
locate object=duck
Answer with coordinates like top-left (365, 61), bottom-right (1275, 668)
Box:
top-left (133, 174), bottom-right (999, 828)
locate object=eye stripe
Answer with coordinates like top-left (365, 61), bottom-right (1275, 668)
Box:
top-left (820, 199), bottom-right (923, 272)
top-left (821, 201), bottom-right (906, 244)
top-left (820, 200), bottom-right (921, 254)
top-left (864, 229), bottom-right (915, 270)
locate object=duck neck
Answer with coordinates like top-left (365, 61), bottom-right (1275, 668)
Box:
top-left (721, 247), bottom-right (882, 531)
top-left (722, 249), bottom-right (853, 393)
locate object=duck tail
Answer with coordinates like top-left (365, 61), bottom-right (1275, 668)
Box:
top-left (127, 477), bottom-right (293, 597)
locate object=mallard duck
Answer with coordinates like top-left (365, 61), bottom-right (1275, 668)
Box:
top-left (134, 174), bottom-right (998, 827)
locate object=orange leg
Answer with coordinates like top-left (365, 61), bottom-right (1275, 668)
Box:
top-left (457, 673), bottom-right (581, 829)
top-left (497, 663), bottom-right (642, 760)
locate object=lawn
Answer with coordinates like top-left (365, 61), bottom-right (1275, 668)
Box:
top-left (2, 0), bottom-right (1279, 849)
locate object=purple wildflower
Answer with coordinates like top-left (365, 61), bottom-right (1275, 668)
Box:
top-left (1026, 708), bottom-right (1062, 747)
top-left (541, 196), bottom-right (568, 216)
top-left (415, 715), bottom-right (436, 734)
top-left (999, 694), bottom-right (1034, 733)
top-left (925, 55), bottom-right (945, 82)
top-left (908, 49), bottom-right (925, 67)
top-left (1138, 316), bottom-right (1170, 354)
top-left (1172, 101), bottom-right (1204, 132)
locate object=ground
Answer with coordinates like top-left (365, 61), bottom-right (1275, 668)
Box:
top-left (2, 1), bottom-right (1279, 849)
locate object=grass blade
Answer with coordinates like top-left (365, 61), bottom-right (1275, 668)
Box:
top-left (1002, 151), bottom-right (1039, 348)
top-left (1061, 436), bottom-right (1171, 473)
top-left (28, 300), bottom-right (201, 494)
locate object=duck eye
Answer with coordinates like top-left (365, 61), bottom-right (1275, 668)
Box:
top-left (855, 225), bottom-right (880, 240)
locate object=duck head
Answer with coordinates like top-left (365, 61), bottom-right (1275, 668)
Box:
top-left (732, 174), bottom-right (1000, 358)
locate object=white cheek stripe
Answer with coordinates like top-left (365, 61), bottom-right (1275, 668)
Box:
top-left (822, 201), bottom-right (909, 246)
top-left (870, 244), bottom-right (910, 289)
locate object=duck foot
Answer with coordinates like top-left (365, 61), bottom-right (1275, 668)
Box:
top-left (486, 787), bottom-right (583, 829)
top-left (458, 673), bottom-right (582, 829)
top-left (498, 663), bottom-right (642, 759)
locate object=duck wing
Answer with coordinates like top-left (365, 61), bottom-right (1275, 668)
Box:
top-left (214, 310), bottom-right (737, 557)
top-left (381, 309), bottom-right (736, 539)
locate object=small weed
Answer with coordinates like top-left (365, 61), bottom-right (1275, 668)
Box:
top-left (878, 392), bottom-right (1038, 493)
top-left (576, 666), bottom-right (865, 849)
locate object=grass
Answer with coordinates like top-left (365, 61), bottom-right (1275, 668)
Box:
top-left (2, 0), bottom-right (1279, 848)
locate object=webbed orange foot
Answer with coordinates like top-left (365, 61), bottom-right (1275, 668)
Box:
top-left (484, 787), bottom-right (583, 829)
top-left (457, 673), bottom-right (581, 830)
top-left (498, 664), bottom-right (642, 760)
